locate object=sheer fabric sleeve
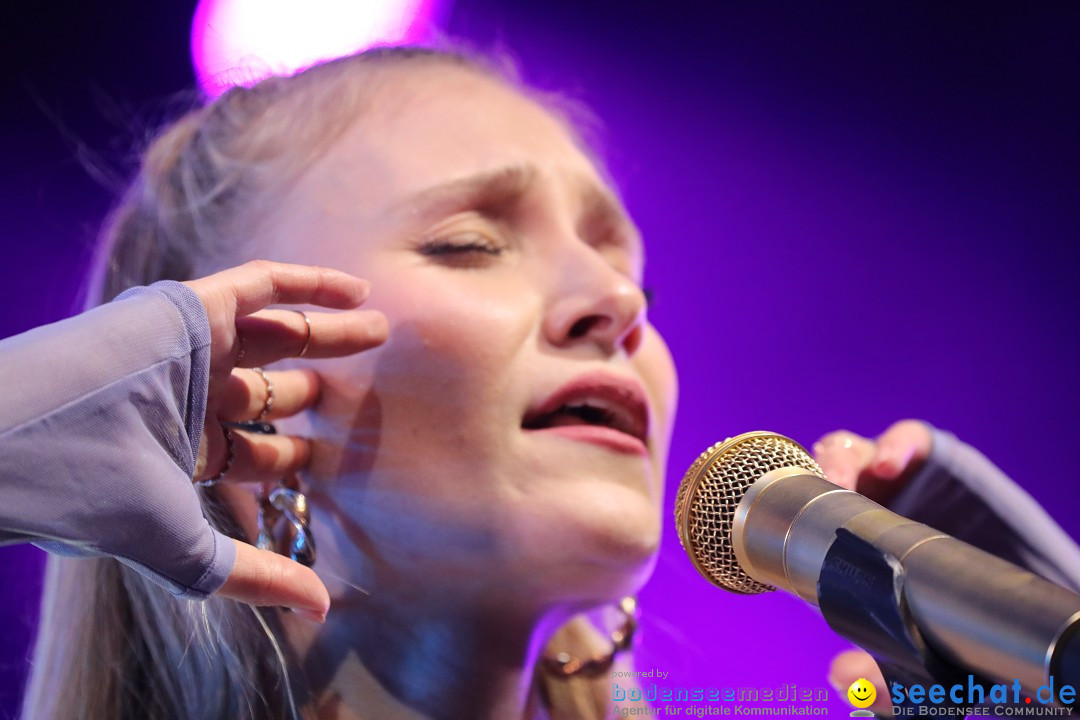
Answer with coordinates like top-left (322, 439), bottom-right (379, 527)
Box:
top-left (888, 426), bottom-right (1080, 593)
top-left (0, 281), bottom-right (235, 599)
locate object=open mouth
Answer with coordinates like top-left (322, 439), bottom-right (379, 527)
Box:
top-left (522, 372), bottom-right (650, 451)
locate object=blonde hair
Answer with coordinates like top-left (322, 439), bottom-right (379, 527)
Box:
top-left (24, 46), bottom-right (625, 720)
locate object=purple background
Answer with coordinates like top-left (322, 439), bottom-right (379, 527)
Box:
top-left (2, 1), bottom-right (1079, 716)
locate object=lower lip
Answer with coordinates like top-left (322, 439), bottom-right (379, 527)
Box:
top-left (524, 425), bottom-right (649, 456)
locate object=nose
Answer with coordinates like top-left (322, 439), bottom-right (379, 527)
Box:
top-left (543, 246), bottom-right (647, 357)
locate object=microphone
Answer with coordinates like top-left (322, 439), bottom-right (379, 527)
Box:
top-left (673, 431), bottom-right (1080, 699)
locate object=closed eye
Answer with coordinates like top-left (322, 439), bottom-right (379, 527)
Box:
top-left (419, 240), bottom-right (503, 256)
top-left (417, 233), bottom-right (507, 268)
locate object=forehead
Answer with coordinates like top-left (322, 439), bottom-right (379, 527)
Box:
top-left (307, 64), bottom-right (615, 217)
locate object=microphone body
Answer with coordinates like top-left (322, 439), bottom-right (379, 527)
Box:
top-left (737, 466), bottom-right (1080, 693)
top-left (675, 432), bottom-right (1080, 698)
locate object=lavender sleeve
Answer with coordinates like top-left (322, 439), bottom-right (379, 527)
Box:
top-left (0, 281), bottom-right (235, 599)
top-left (888, 426), bottom-right (1080, 593)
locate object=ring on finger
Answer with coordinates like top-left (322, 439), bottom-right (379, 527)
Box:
top-left (251, 367), bottom-right (274, 421)
top-left (196, 426), bottom-right (235, 487)
top-left (227, 420), bottom-right (277, 435)
top-left (294, 310), bottom-right (312, 358)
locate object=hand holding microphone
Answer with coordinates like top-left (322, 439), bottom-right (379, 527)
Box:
top-left (812, 420), bottom-right (932, 502)
top-left (811, 421), bottom-right (935, 713)
top-left (674, 430), bottom-right (1080, 710)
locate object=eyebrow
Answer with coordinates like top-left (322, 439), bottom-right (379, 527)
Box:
top-left (390, 163), bottom-right (644, 261)
top-left (390, 164), bottom-right (537, 222)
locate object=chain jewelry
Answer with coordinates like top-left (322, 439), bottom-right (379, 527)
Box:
top-left (270, 485), bottom-right (316, 566)
top-left (540, 596), bottom-right (638, 678)
top-left (196, 426), bottom-right (235, 487)
top-left (255, 487), bottom-right (278, 552)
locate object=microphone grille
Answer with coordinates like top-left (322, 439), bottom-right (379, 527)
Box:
top-left (674, 431), bottom-right (824, 594)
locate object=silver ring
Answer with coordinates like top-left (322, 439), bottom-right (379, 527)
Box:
top-left (295, 310), bottom-right (312, 358)
top-left (197, 426), bottom-right (234, 487)
top-left (252, 367), bottom-right (274, 421)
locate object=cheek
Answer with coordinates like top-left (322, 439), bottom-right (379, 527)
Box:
top-left (635, 323), bottom-right (679, 451)
top-left (302, 271), bottom-right (547, 583)
top-left (316, 269), bottom-right (540, 460)
top-left (369, 271), bottom-right (534, 389)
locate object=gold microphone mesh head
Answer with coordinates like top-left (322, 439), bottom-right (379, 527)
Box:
top-left (674, 431), bottom-right (824, 594)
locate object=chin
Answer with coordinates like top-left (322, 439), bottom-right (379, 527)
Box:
top-left (585, 498), bottom-right (662, 565)
top-left (510, 481), bottom-right (663, 603)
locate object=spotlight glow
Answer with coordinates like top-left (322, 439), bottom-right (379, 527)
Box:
top-left (191, 0), bottom-right (446, 97)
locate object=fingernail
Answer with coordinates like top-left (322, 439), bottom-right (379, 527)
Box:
top-left (294, 607), bottom-right (327, 623)
top-left (356, 279), bottom-right (371, 301)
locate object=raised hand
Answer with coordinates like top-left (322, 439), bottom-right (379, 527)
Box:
top-left (183, 260), bottom-right (388, 619)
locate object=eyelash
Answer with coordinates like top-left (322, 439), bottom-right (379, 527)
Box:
top-left (418, 238), bottom-right (504, 257)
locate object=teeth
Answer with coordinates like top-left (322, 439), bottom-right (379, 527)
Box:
top-left (523, 388), bottom-right (647, 443)
top-left (560, 398), bottom-right (634, 436)
top-left (567, 397), bottom-right (614, 414)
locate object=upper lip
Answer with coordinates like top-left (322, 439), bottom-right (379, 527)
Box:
top-left (521, 370), bottom-right (651, 444)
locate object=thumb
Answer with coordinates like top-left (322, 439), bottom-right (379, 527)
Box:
top-left (217, 538), bottom-right (330, 622)
top-left (829, 648), bottom-right (893, 717)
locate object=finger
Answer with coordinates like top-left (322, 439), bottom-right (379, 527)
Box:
top-left (828, 648), bottom-right (892, 717)
top-left (225, 430), bottom-right (312, 483)
top-left (812, 430), bottom-right (874, 490)
top-left (235, 308), bottom-right (388, 367)
top-left (187, 260), bottom-right (371, 318)
top-left (194, 426), bottom-right (311, 484)
top-left (871, 441), bottom-right (916, 480)
top-left (218, 368), bottom-right (320, 422)
top-left (218, 538), bottom-right (329, 621)
top-left (873, 419), bottom-right (933, 478)
top-left (195, 427), bottom-right (312, 484)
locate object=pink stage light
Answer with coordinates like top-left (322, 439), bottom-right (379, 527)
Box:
top-left (191, 0), bottom-right (447, 97)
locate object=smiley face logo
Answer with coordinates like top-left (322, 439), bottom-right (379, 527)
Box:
top-left (847, 678), bottom-right (877, 709)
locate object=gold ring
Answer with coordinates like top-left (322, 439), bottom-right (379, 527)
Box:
top-left (252, 367), bottom-right (274, 421)
top-left (295, 310), bottom-right (312, 358)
